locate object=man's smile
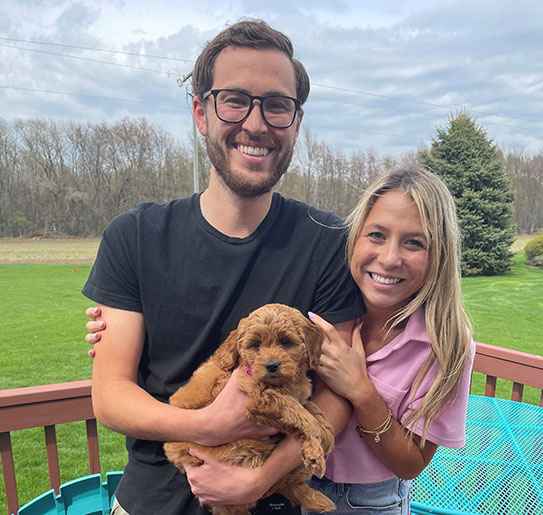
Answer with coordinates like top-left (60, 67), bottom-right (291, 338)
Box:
top-left (235, 144), bottom-right (271, 157)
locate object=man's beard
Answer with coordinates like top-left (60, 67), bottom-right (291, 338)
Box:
top-left (206, 135), bottom-right (294, 198)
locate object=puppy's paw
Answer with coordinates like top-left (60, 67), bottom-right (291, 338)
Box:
top-left (302, 454), bottom-right (326, 478)
top-left (163, 442), bottom-right (202, 472)
top-left (301, 441), bottom-right (326, 477)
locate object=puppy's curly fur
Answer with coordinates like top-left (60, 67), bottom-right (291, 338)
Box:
top-left (164, 303), bottom-right (336, 515)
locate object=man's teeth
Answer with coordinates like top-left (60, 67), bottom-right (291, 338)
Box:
top-left (370, 273), bottom-right (402, 285)
top-left (238, 145), bottom-right (269, 156)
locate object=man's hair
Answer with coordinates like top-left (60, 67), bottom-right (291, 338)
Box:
top-left (192, 19), bottom-right (310, 104)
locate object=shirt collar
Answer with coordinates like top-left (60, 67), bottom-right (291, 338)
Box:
top-left (366, 307), bottom-right (430, 362)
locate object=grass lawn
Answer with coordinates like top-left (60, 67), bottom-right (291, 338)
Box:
top-left (0, 258), bottom-right (126, 511)
top-left (0, 238), bottom-right (542, 511)
top-left (463, 253), bottom-right (541, 356)
top-left (463, 252), bottom-right (543, 405)
top-left (0, 264), bottom-right (94, 388)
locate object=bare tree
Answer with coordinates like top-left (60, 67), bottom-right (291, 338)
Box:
top-left (505, 150), bottom-right (543, 233)
top-left (1, 115), bottom-right (537, 239)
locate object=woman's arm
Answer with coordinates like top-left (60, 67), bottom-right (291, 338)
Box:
top-left (311, 314), bottom-right (437, 479)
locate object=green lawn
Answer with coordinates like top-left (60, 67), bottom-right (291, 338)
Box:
top-left (0, 263), bottom-right (126, 511)
top-left (1, 254), bottom-right (542, 511)
top-left (463, 253), bottom-right (541, 355)
top-left (462, 253), bottom-right (543, 405)
top-left (2, 255), bottom-right (539, 391)
top-left (0, 264), bottom-right (93, 388)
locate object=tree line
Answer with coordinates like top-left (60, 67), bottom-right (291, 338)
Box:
top-left (1, 115), bottom-right (541, 240)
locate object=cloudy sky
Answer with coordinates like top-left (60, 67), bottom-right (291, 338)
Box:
top-left (1, 0), bottom-right (541, 157)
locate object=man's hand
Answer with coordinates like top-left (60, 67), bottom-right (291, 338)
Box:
top-left (184, 448), bottom-right (268, 506)
top-left (85, 306), bottom-right (105, 357)
top-left (198, 368), bottom-right (278, 446)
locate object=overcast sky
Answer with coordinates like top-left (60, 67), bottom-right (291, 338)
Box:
top-left (1, 0), bottom-right (541, 157)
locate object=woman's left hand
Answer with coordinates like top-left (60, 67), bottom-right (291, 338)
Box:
top-left (309, 313), bottom-right (369, 402)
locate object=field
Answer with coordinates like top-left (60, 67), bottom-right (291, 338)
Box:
top-left (1, 237), bottom-right (542, 510)
top-left (0, 238), bottom-right (100, 264)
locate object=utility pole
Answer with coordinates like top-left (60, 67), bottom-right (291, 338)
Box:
top-left (178, 72), bottom-right (199, 193)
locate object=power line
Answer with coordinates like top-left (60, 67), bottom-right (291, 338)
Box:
top-left (0, 36), bottom-right (194, 63)
top-left (4, 83), bottom-right (539, 149)
top-left (0, 43), bottom-right (186, 77)
top-left (0, 87), bottom-right (395, 145)
top-left (0, 85), bottom-right (184, 109)
top-left (0, 85), bottom-right (425, 143)
top-left (1, 39), bottom-right (537, 126)
top-left (0, 83), bottom-right (532, 143)
top-left (309, 95), bottom-right (526, 130)
top-left (1, 41), bottom-right (538, 145)
top-left (311, 83), bottom-right (541, 125)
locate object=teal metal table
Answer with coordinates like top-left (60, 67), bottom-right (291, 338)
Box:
top-left (411, 395), bottom-right (543, 514)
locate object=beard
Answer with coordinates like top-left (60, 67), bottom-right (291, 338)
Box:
top-left (206, 134), bottom-right (294, 198)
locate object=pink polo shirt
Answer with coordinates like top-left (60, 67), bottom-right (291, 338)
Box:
top-left (324, 307), bottom-right (475, 484)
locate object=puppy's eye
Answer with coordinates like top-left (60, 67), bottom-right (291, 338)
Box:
top-left (279, 338), bottom-right (292, 347)
top-left (250, 341), bottom-right (261, 350)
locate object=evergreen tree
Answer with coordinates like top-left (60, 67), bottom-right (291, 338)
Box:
top-left (420, 111), bottom-right (515, 276)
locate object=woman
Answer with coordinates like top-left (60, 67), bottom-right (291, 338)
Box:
top-left (308, 167), bottom-right (475, 514)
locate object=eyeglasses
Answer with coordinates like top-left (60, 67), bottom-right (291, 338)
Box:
top-left (202, 89), bottom-right (301, 129)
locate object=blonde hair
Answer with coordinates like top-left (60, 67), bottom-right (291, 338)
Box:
top-left (346, 166), bottom-right (472, 443)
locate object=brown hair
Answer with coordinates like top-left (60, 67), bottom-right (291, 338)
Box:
top-left (192, 19), bottom-right (310, 104)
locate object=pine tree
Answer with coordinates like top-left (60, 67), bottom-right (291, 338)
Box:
top-left (420, 111), bottom-right (516, 276)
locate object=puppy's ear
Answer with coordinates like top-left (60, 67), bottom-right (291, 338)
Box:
top-left (213, 319), bottom-right (246, 371)
top-left (302, 319), bottom-right (324, 370)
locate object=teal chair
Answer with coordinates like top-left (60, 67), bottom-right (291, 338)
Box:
top-left (17, 472), bottom-right (122, 515)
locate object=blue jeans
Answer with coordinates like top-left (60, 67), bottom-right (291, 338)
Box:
top-left (302, 476), bottom-right (411, 514)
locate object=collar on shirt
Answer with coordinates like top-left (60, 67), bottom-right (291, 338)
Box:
top-left (366, 307), bottom-right (430, 363)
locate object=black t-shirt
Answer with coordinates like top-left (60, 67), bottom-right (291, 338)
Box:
top-left (83, 192), bottom-right (364, 514)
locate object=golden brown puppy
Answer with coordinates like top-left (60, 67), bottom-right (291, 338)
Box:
top-left (164, 303), bottom-right (335, 515)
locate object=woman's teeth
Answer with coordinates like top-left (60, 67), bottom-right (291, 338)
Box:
top-left (370, 273), bottom-right (402, 285)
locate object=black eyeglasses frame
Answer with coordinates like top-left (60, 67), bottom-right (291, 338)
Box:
top-left (202, 89), bottom-right (302, 129)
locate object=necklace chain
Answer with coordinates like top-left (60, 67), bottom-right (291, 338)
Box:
top-left (200, 190), bottom-right (207, 218)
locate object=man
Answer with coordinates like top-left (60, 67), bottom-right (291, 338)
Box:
top-left (84, 19), bottom-right (363, 515)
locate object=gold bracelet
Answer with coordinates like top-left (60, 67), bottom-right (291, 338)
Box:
top-left (356, 410), bottom-right (393, 443)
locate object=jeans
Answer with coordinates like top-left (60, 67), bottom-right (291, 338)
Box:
top-left (301, 476), bottom-right (411, 514)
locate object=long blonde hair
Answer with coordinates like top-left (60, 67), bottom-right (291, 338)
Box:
top-left (346, 166), bottom-right (472, 443)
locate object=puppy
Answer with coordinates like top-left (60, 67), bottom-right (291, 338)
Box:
top-left (164, 303), bottom-right (336, 515)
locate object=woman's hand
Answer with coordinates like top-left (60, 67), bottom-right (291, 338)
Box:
top-left (309, 313), bottom-right (369, 403)
top-left (85, 306), bottom-right (105, 357)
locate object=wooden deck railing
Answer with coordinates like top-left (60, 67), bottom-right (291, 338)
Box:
top-left (0, 380), bottom-right (98, 515)
top-left (1, 342), bottom-right (543, 514)
top-left (472, 341), bottom-right (543, 406)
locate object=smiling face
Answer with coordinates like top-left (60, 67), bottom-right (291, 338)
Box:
top-left (350, 189), bottom-right (430, 319)
top-left (193, 46), bottom-right (303, 197)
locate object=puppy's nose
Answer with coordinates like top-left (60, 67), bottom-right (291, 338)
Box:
top-left (265, 360), bottom-right (280, 373)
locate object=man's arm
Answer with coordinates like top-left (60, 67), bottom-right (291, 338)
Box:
top-left (91, 304), bottom-right (276, 445)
